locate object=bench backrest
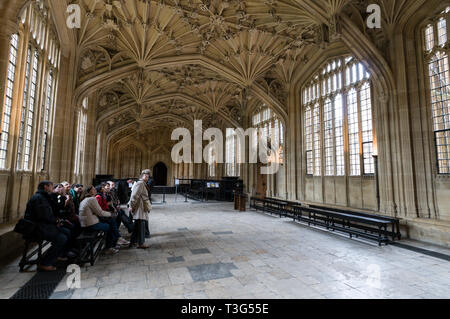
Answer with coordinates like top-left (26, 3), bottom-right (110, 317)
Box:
top-left (309, 204), bottom-right (399, 222)
top-left (301, 206), bottom-right (392, 225)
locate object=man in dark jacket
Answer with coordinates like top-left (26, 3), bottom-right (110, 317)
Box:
top-left (24, 181), bottom-right (70, 271)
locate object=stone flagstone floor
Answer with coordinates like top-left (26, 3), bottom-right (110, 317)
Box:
top-left (1, 194), bottom-right (450, 299)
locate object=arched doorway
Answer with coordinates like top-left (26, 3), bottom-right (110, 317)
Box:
top-left (153, 162), bottom-right (168, 186)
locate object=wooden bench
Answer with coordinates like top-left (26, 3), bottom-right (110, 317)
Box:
top-left (19, 237), bottom-right (51, 272)
top-left (250, 196), bottom-right (400, 246)
top-left (252, 197), bottom-right (300, 219)
top-left (298, 206), bottom-right (392, 246)
top-left (18, 228), bottom-right (106, 271)
top-left (309, 204), bottom-right (401, 241)
top-left (250, 197), bottom-right (265, 211)
top-left (76, 229), bottom-right (106, 267)
top-left (250, 197), bottom-right (281, 216)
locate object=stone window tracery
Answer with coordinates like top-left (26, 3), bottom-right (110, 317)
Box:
top-left (74, 98), bottom-right (88, 177)
top-left (226, 129), bottom-right (240, 177)
top-left (424, 7), bottom-right (450, 174)
top-left (252, 107), bottom-right (284, 165)
top-left (20, 49), bottom-right (39, 171)
top-left (40, 68), bottom-right (55, 171)
top-left (0, 34), bottom-right (19, 169)
top-left (303, 56), bottom-right (374, 177)
top-left (208, 146), bottom-right (216, 178)
top-left (0, 0), bottom-right (60, 171)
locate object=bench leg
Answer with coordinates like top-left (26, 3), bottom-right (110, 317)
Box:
top-left (38, 242), bottom-right (43, 260)
top-left (90, 242), bottom-right (95, 266)
top-left (384, 225), bottom-right (388, 245)
top-left (378, 226), bottom-right (382, 246)
top-left (19, 241), bottom-right (30, 272)
top-left (397, 222), bottom-right (401, 240)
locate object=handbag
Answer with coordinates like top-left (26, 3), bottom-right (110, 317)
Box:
top-left (14, 218), bottom-right (37, 237)
top-left (143, 198), bottom-right (152, 212)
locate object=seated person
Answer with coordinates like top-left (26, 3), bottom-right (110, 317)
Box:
top-left (24, 181), bottom-right (71, 271)
top-left (95, 184), bottom-right (129, 247)
top-left (79, 186), bottom-right (120, 255)
top-left (50, 183), bottom-right (80, 258)
top-left (106, 181), bottom-right (134, 234)
top-left (69, 183), bottom-right (83, 215)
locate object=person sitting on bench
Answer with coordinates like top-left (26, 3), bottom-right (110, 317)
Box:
top-left (55, 182), bottom-right (82, 259)
top-left (95, 184), bottom-right (130, 247)
top-left (69, 184), bottom-right (83, 215)
top-left (24, 181), bottom-right (71, 271)
top-left (106, 181), bottom-right (134, 234)
top-left (79, 186), bottom-right (120, 255)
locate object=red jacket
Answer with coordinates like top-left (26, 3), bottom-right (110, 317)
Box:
top-left (96, 194), bottom-right (109, 211)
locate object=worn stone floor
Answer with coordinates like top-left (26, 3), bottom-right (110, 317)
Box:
top-left (1, 195), bottom-right (449, 299)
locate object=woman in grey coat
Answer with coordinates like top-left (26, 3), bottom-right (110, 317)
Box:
top-left (128, 169), bottom-right (152, 249)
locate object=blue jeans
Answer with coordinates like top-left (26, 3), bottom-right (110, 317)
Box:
top-left (100, 217), bottom-right (121, 241)
top-left (89, 222), bottom-right (118, 249)
top-left (115, 209), bottom-right (134, 233)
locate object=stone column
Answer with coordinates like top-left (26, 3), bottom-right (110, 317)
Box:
top-left (292, 85), bottom-right (303, 201)
top-left (390, 30), bottom-right (419, 218)
top-left (374, 88), bottom-right (397, 216)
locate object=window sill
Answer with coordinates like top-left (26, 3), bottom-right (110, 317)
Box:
top-left (0, 222), bottom-right (15, 237)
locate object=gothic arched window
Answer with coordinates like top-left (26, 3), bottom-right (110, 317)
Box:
top-left (226, 129), bottom-right (241, 177)
top-left (424, 7), bottom-right (450, 174)
top-left (303, 56), bottom-right (374, 177)
top-left (0, 34), bottom-right (19, 168)
top-left (0, 0), bottom-right (60, 171)
top-left (74, 97), bottom-right (88, 177)
top-left (252, 106), bottom-right (285, 165)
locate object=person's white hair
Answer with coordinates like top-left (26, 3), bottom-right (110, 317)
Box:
top-left (140, 169), bottom-right (152, 178)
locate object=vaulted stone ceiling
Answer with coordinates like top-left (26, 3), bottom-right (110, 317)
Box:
top-left (73, 0), bottom-right (329, 134)
top-left (70, 0), bottom-right (417, 138)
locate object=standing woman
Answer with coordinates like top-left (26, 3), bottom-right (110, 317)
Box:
top-left (128, 169), bottom-right (152, 249)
